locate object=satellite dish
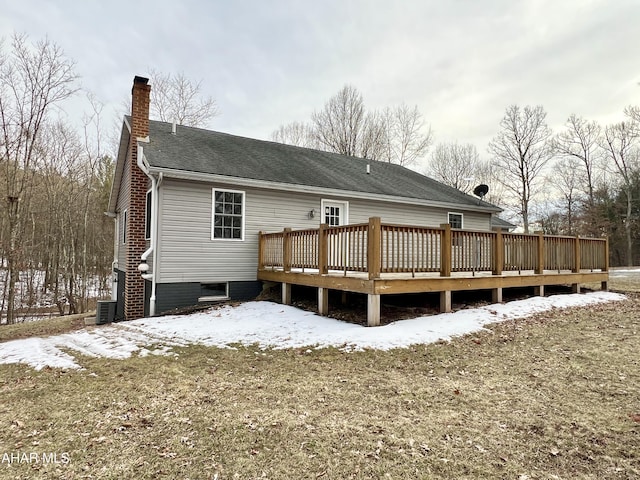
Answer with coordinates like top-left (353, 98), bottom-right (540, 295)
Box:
top-left (473, 184), bottom-right (489, 204)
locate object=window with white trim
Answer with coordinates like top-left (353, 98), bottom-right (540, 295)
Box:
top-left (448, 212), bottom-right (463, 229)
top-left (212, 189), bottom-right (244, 240)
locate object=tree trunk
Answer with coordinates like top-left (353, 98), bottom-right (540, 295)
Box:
top-left (626, 190), bottom-right (633, 266)
top-left (6, 203), bottom-right (20, 325)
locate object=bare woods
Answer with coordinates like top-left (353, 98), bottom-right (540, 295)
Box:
top-left (0, 35), bottom-right (111, 324)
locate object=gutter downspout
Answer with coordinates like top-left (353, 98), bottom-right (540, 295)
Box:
top-left (136, 143), bottom-right (159, 316)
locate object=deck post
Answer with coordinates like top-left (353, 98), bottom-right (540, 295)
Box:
top-left (440, 290), bottom-right (452, 313)
top-left (367, 217), bottom-right (382, 279)
top-left (571, 236), bottom-right (581, 293)
top-left (492, 287), bottom-right (503, 303)
top-left (318, 223), bottom-right (328, 274)
top-left (367, 294), bottom-right (381, 326)
top-left (573, 236), bottom-right (581, 273)
top-left (258, 231), bottom-right (265, 270)
top-left (318, 287), bottom-right (329, 316)
top-left (535, 231), bottom-right (544, 275)
top-left (440, 223), bottom-right (452, 277)
top-left (534, 285), bottom-right (545, 297)
top-left (493, 230), bottom-right (503, 275)
top-left (282, 283), bottom-right (291, 305)
top-left (283, 228), bottom-right (292, 273)
top-left (602, 237), bottom-right (609, 291)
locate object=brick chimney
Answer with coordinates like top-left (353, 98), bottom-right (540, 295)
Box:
top-left (124, 76), bottom-right (151, 320)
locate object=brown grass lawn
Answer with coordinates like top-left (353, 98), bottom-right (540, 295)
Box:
top-left (0, 281), bottom-right (639, 479)
top-left (0, 314), bottom-right (88, 343)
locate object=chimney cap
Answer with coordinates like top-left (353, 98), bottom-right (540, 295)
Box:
top-left (134, 75), bottom-right (149, 85)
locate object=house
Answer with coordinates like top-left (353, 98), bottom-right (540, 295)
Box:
top-left (108, 76), bottom-right (503, 321)
top-left (491, 215), bottom-right (516, 232)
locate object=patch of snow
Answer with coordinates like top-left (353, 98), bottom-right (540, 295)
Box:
top-left (0, 291), bottom-right (626, 370)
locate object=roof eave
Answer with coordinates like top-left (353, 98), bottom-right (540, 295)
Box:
top-left (149, 166), bottom-right (502, 214)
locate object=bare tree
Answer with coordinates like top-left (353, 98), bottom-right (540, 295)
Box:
top-left (600, 119), bottom-right (639, 265)
top-left (129, 69), bottom-right (219, 128)
top-left (625, 105), bottom-right (640, 123)
top-left (378, 104), bottom-right (432, 167)
top-left (276, 85), bottom-right (431, 166)
top-left (427, 142), bottom-right (483, 194)
top-left (0, 34), bottom-right (77, 324)
top-left (36, 121), bottom-right (84, 314)
top-left (552, 115), bottom-right (602, 233)
top-left (488, 105), bottom-right (553, 233)
top-left (271, 121), bottom-right (317, 148)
top-left (311, 85), bottom-right (366, 157)
top-left (546, 156), bottom-right (584, 235)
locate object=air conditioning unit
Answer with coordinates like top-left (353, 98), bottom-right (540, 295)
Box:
top-left (96, 300), bottom-right (117, 325)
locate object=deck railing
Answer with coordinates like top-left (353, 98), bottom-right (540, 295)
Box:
top-left (258, 217), bottom-right (609, 279)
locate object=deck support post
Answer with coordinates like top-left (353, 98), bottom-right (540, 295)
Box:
top-left (534, 285), bottom-right (545, 297)
top-left (341, 291), bottom-right (348, 305)
top-left (571, 283), bottom-right (581, 294)
top-left (282, 283), bottom-right (291, 305)
top-left (440, 290), bottom-right (452, 313)
top-left (367, 294), bottom-right (381, 326)
top-left (318, 287), bottom-right (329, 316)
top-left (492, 287), bottom-right (503, 303)
top-left (601, 280), bottom-right (609, 291)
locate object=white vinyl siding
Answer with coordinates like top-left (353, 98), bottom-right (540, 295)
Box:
top-left (115, 150), bottom-right (131, 269)
top-left (156, 178), bottom-right (493, 283)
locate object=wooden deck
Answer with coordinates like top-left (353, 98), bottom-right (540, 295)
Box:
top-left (258, 217), bottom-right (609, 326)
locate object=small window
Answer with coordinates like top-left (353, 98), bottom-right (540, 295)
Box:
top-left (199, 282), bottom-right (229, 302)
top-left (448, 212), bottom-right (463, 229)
top-left (325, 205), bottom-right (340, 226)
top-left (145, 190), bottom-right (152, 240)
top-left (122, 209), bottom-right (127, 244)
top-left (212, 189), bottom-right (244, 240)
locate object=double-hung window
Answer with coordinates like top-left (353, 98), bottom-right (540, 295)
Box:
top-left (448, 212), bottom-right (463, 229)
top-left (212, 189), bottom-right (244, 240)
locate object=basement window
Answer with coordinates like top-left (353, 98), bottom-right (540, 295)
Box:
top-left (199, 282), bottom-right (229, 302)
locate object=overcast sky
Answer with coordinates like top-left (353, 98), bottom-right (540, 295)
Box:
top-left (2, 0), bottom-right (639, 169)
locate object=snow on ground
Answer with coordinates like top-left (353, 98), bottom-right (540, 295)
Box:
top-left (0, 291), bottom-right (626, 371)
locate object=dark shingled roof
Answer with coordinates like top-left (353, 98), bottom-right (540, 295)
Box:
top-left (140, 118), bottom-right (499, 211)
top-left (491, 216), bottom-right (517, 230)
